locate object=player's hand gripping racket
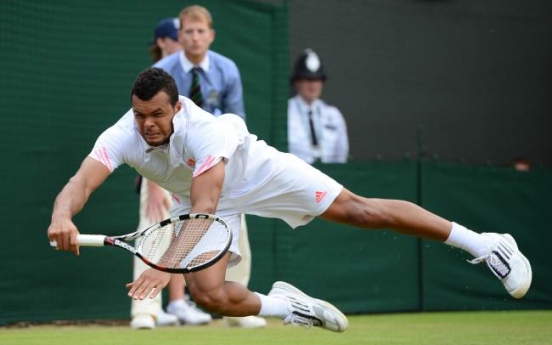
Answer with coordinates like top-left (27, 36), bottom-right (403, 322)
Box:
top-left (49, 213), bottom-right (232, 273)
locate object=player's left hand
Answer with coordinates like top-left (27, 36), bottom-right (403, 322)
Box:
top-left (126, 268), bottom-right (171, 300)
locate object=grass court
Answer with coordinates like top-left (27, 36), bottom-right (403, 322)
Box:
top-left (1, 310), bottom-right (550, 345)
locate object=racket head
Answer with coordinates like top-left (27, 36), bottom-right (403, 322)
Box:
top-left (134, 213), bottom-right (232, 273)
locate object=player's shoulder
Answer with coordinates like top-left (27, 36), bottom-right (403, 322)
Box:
top-left (178, 112), bottom-right (225, 150)
top-left (109, 107), bottom-right (135, 130)
top-left (178, 99), bottom-right (217, 127)
top-left (93, 122), bottom-right (137, 164)
top-left (216, 113), bottom-right (246, 130)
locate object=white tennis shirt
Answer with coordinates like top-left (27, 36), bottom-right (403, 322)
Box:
top-left (89, 96), bottom-right (343, 230)
top-left (89, 96), bottom-right (258, 201)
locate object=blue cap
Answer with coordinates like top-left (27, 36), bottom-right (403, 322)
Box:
top-left (153, 17), bottom-right (179, 41)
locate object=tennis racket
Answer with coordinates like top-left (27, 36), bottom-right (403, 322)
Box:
top-left (49, 213), bottom-right (232, 273)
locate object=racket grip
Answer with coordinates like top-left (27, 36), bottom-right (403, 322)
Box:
top-left (49, 234), bottom-right (107, 248)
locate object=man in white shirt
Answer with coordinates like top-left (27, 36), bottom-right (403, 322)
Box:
top-left (288, 49), bottom-right (349, 164)
top-left (140, 6), bottom-right (263, 329)
top-left (48, 68), bottom-right (532, 334)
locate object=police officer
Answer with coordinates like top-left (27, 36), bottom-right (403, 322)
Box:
top-left (288, 49), bottom-right (349, 164)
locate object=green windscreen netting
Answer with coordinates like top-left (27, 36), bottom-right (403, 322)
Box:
top-left (0, 0), bottom-right (288, 324)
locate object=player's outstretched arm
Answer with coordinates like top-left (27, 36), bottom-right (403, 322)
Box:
top-left (47, 157), bottom-right (111, 255)
top-left (190, 160), bottom-right (225, 214)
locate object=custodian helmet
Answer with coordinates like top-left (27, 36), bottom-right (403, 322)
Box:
top-left (291, 48), bottom-right (327, 82)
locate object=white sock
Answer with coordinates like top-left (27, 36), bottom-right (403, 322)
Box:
top-left (255, 292), bottom-right (289, 319)
top-left (167, 299), bottom-right (186, 312)
top-left (445, 222), bottom-right (493, 257)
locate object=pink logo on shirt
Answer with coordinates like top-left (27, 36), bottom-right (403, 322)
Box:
top-left (193, 155), bottom-right (216, 177)
top-left (94, 147), bottom-right (112, 171)
top-left (315, 191), bottom-right (327, 204)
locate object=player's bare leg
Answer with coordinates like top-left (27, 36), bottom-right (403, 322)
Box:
top-left (184, 252), bottom-right (348, 332)
top-left (166, 274), bottom-right (212, 325)
top-left (321, 188), bottom-right (532, 298)
top-left (184, 252), bottom-right (261, 316)
top-left (321, 188), bottom-right (451, 240)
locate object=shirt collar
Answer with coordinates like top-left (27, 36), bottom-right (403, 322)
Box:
top-left (179, 51), bottom-right (210, 73)
top-left (295, 95), bottom-right (321, 112)
top-left (145, 143), bottom-right (169, 153)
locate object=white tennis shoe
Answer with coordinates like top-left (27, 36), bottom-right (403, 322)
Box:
top-left (156, 309), bottom-right (179, 327)
top-left (167, 298), bottom-right (212, 325)
top-left (268, 281), bottom-right (348, 332)
top-left (468, 233), bottom-right (532, 298)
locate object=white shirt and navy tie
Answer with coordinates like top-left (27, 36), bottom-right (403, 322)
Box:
top-left (287, 95), bottom-right (349, 164)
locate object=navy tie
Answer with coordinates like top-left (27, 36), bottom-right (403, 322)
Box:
top-left (189, 67), bottom-right (204, 107)
top-left (308, 110), bottom-right (318, 146)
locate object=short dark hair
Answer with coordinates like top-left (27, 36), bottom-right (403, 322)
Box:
top-left (130, 67), bottom-right (179, 106)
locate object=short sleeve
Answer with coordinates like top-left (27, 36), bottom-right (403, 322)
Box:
top-left (88, 126), bottom-right (125, 173)
top-left (185, 118), bottom-right (239, 178)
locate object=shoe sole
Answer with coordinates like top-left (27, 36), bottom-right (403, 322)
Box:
top-left (271, 281), bottom-right (349, 332)
top-left (502, 234), bottom-right (532, 299)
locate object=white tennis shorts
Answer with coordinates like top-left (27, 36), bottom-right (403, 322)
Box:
top-left (171, 144), bottom-right (343, 266)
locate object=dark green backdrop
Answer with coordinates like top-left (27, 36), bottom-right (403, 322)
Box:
top-left (0, 0), bottom-right (550, 325)
top-left (0, 0), bottom-right (288, 324)
top-left (248, 161), bottom-right (552, 315)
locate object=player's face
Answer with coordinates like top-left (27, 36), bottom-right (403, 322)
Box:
top-left (179, 17), bottom-right (214, 64)
top-left (295, 79), bottom-right (324, 104)
top-left (132, 91), bottom-right (181, 146)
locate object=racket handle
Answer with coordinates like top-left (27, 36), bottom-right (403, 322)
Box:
top-left (49, 234), bottom-right (107, 248)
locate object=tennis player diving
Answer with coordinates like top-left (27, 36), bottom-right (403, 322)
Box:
top-left (48, 67), bottom-right (532, 332)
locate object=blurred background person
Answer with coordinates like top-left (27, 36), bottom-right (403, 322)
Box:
top-left (154, 5), bottom-right (266, 329)
top-left (511, 156), bottom-right (531, 172)
top-left (131, 16), bottom-right (211, 330)
top-left (148, 17), bottom-right (182, 63)
top-left (288, 48), bottom-right (349, 164)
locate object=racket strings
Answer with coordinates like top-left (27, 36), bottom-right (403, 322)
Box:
top-left (161, 218), bottom-right (213, 268)
top-left (140, 222), bottom-right (176, 264)
top-left (188, 250), bottom-right (219, 267)
top-left (139, 216), bottom-right (230, 271)
top-left (182, 220), bottom-right (230, 270)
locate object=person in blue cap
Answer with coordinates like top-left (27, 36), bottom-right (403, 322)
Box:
top-left (148, 17), bottom-right (183, 63)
